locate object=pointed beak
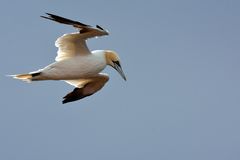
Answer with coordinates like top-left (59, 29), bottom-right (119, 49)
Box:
top-left (113, 61), bottom-right (127, 81)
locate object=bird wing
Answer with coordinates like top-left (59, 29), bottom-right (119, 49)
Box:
top-left (63, 73), bottom-right (109, 104)
top-left (54, 33), bottom-right (91, 61)
top-left (41, 13), bottom-right (109, 61)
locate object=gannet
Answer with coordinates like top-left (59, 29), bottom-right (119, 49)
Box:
top-left (12, 13), bottom-right (126, 104)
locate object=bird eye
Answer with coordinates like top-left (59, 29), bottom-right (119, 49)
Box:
top-left (113, 60), bottom-right (120, 67)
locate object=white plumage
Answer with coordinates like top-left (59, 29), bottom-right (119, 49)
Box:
top-left (12, 13), bottom-right (126, 104)
top-left (55, 32), bottom-right (91, 61)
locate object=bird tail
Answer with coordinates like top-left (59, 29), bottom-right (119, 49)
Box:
top-left (9, 72), bottom-right (41, 82)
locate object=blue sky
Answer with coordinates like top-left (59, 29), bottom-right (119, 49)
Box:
top-left (0, 0), bottom-right (240, 160)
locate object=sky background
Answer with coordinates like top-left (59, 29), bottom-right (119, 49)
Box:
top-left (0, 0), bottom-right (240, 160)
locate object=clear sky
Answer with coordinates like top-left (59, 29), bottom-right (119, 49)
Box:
top-left (0, 0), bottom-right (240, 160)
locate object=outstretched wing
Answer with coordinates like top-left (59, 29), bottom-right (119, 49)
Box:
top-left (54, 33), bottom-right (91, 61)
top-left (63, 73), bottom-right (109, 104)
top-left (41, 13), bottom-right (109, 39)
top-left (41, 13), bottom-right (109, 61)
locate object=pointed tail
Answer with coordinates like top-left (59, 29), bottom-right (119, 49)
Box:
top-left (9, 72), bottom-right (41, 82)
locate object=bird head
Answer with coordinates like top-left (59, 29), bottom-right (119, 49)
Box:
top-left (105, 50), bottom-right (126, 81)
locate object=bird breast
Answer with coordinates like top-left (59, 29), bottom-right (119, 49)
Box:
top-left (42, 54), bottom-right (107, 80)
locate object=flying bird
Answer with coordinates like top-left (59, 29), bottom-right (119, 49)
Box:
top-left (12, 13), bottom-right (126, 104)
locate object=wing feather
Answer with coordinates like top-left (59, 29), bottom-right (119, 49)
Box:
top-left (41, 13), bottom-right (109, 61)
top-left (63, 73), bottom-right (109, 103)
top-left (55, 33), bottom-right (91, 61)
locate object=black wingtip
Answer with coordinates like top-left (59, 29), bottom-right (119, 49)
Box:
top-left (41, 12), bottom-right (52, 18)
top-left (62, 100), bottom-right (68, 104)
top-left (96, 25), bottom-right (104, 30)
top-left (62, 97), bottom-right (69, 104)
top-left (45, 13), bottom-right (57, 17)
top-left (61, 87), bottom-right (93, 104)
top-left (45, 13), bottom-right (60, 18)
top-left (62, 98), bottom-right (75, 104)
top-left (40, 15), bottom-right (53, 20)
top-left (45, 12), bottom-right (52, 15)
top-left (62, 95), bottom-right (71, 104)
top-left (41, 12), bottom-right (91, 27)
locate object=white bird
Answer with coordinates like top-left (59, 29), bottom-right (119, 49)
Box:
top-left (12, 13), bottom-right (126, 104)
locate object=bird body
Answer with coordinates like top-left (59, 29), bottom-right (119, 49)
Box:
top-left (12, 13), bottom-right (126, 104)
top-left (35, 50), bottom-right (107, 80)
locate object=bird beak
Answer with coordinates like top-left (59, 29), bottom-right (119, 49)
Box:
top-left (113, 61), bottom-right (127, 81)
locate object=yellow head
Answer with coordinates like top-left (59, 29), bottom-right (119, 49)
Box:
top-left (105, 50), bottom-right (126, 81)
